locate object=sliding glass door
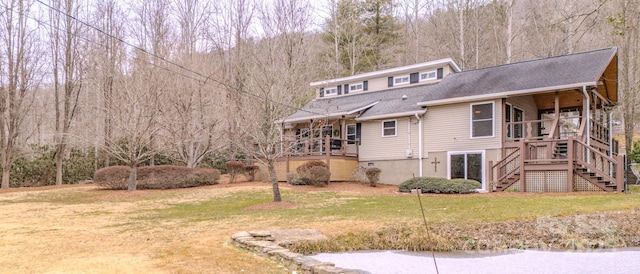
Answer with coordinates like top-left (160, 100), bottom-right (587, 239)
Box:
top-left (448, 151), bottom-right (484, 188)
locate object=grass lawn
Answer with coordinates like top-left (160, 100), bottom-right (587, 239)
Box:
top-left (0, 182), bottom-right (639, 273)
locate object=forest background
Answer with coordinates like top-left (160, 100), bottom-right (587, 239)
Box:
top-left (0, 0), bottom-right (638, 189)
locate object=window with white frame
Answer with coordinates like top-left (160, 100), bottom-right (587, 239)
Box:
top-left (394, 75), bottom-right (410, 85)
top-left (350, 83), bottom-right (363, 92)
top-left (382, 120), bottom-right (397, 137)
top-left (346, 124), bottom-right (357, 144)
top-left (420, 71), bottom-right (437, 81)
top-left (471, 102), bottom-right (494, 138)
top-left (324, 87), bottom-right (338, 96)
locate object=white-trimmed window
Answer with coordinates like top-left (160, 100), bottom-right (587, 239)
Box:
top-left (350, 83), bottom-right (363, 92)
top-left (382, 120), bottom-right (397, 137)
top-left (471, 102), bottom-right (494, 138)
top-left (420, 71), bottom-right (437, 81)
top-left (394, 75), bottom-right (410, 86)
top-left (324, 87), bottom-right (338, 96)
top-left (346, 124), bottom-right (357, 144)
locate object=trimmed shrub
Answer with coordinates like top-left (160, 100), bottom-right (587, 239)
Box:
top-left (93, 166), bottom-right (131, 189)
top-left (286, 172), bottom-right (297, 184)
top-left (398, 177), bottom-right (480, 194)
top-left (290, 177), bottom-right (310, 185)
top-left (308, 166), bottom-right (331, 187)
top-left (296, 160), bottom-right (328, 179)
top-left (365, 167), bottom-right (382, 187)
top-left (94, 165), bottom-right (220, 190)
top-left (244, 165), bottom-right (258, 181)
top-left (350, 167), bottom-right (368, 184)
top-left (225, 161), bottom-right (245, 183)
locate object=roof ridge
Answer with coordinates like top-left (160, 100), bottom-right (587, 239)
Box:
top-left (454, 47), bottom-right (615, 75)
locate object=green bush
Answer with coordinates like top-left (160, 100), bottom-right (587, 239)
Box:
top-left (365, 167), bottom-right (382, 187)
top-left (94, 165), bottom-right (220, 190)
top-left (290, 177), bottom-right (310, 185)
top-left (398, 177), bottom-right (480, 194)
top-left (6, 145), bottom-right (98, 187)
top-left (308, 166), bottom-right (331, 187)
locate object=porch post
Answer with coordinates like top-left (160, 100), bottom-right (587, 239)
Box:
top-left (309, 120), bottom-right (314, 154)
top-left (325, 135), bottom-right (331, 170)
top-left (554, 92), bottom-right (560, 138)
top-left (502, 98), bottom-right (507, 147)
top-left (340, 118), bottom-right (346, 154)
top-left (567, 136), bottom-right (574, 192)
top-left (519, 141), bottom-right (526, 191)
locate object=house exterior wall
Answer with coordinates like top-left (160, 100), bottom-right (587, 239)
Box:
top-left (506, 95), bottom-right (538, 121)
top-left (423, 99), bottom-right (503, 154)
top-left (358, 116), bottom-right (420, 161)
top-left (359, 159), bottom-right (421, 185)
top-left (415, 99), bottom-right (504, 190)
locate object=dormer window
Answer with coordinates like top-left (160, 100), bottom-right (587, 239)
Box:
top-left (324, 87), bottom-right (338, 96)
top-left (350, 83), bottom-right (363, 92)
top-left (421, 71), bottom-right (437, 81)
top-left (394, 75), bottom-right (410, 86)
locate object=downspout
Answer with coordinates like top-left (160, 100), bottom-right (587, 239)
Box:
top-left (415, 113), bottom-right (424, 177)
top-left (582, 86), bottom-right (591, 165)
top-left (582, 86), bottom-right (590, 147)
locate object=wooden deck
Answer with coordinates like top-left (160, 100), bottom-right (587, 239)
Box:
top-left (276, 136), bottom-right (359, 182)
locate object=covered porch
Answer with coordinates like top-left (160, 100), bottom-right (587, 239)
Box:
top-left (489, 58), bottom-right (623, 192)
top-left (275, 118), bottom-right (361, 182)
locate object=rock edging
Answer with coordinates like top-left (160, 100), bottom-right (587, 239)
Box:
top-left (232, 229), bottom-right (360, 274)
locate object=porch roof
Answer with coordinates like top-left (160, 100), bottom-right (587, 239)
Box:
top-left (417, 47), bottom-right (618, 107)
top-left (282, 83), bottom-right (437, 123)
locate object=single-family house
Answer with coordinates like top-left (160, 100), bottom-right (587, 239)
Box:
top-left (278, 47), bottom-right (622, 192)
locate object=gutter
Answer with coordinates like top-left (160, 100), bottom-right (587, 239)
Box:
top-left (356, 109), bottom-right (427, 121)
top-left (417, 82), bottom-right (597, 107)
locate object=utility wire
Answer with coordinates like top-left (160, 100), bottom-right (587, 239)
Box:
top-left (413, 174), bottom-right (440, 274)
top-left (34, 0), bottom-right (326, 117)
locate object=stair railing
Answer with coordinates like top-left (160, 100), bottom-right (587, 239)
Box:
top-left (491, 147), bottom-right (521, 190)
top-left (573, 138), bottom-right (623, 189)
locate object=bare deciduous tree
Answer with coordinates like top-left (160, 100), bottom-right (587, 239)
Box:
top-left (0, 0), bottom-right (42, 189)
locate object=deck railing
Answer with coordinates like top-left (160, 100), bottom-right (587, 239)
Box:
top-left (491, 136), bottom-right (623, 191)
top-left (284, 135), bottom-right (359, 158)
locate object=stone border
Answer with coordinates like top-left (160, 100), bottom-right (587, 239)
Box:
top-left (232, 229), bottom-right (361, 274)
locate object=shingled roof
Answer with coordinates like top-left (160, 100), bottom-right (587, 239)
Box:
top-left (283, 48), bottom-right (617, 123)
top-left (417, 47), bottom-right (617, 106)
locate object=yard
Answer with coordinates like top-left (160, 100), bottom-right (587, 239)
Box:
top-left (1, 180), bottom-right (639, 273)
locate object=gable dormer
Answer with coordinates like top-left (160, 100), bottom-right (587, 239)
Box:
top-left (313, 58), bottom-right (461, 98)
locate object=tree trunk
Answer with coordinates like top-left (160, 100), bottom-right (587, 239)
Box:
top-left (55, 143), bottom-right (65, 185)
top-left (1, 153), bottom-right (10, 189)
top-left (267, 158), bottom-right (281, 202)
top-left (127, 165), bottom-right (138, 192)
top-left (1, 168), bottom-right (9, 189)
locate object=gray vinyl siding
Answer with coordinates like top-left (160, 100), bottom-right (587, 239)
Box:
top-left (423, 99), bottom-right (503, 156)
top-left (359, 117), bottom-right (420, 161)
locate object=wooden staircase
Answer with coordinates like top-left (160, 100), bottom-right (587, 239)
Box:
top-left (491, 138), bottom-right (624, 192)
top-left (574, 166), bottom-right (619, 192)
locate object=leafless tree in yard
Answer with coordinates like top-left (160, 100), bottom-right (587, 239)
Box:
top-left (129, 0), bottom-right (174, 167)
top-left (241, 0), bottom-right (315, 202)
top-left (45, 0), bottom-right (87, 186)
top-left (88, 0), bottom-right (127, 168)
top-left (0, 0), bottom-right (43, 189)
top-left (162, 0), bottom-right (221, 168)
top-left (207, 0), bottom-right (255, 160)
top-left (607, 0), bottom-right (640, 160)
top-left (100, 61), bottom-right (162, 191)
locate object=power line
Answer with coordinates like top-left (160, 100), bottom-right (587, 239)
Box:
top-left (34, 0), bottom-right (324, 117)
